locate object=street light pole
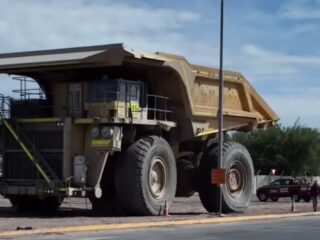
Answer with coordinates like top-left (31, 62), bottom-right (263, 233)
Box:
top-left (217, 0), bottom-right (224, 216)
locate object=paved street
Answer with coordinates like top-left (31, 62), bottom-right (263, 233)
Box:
top-left (15, 215), bottom-right (320, 240)
top-left (0, 195), bottom-right (317, 233)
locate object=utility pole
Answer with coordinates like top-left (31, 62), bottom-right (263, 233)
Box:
top-left (217, 0), bottom-right (224, 216)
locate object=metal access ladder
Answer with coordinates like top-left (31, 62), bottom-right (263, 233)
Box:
top-left (0, 112), bottom-right (65, 194)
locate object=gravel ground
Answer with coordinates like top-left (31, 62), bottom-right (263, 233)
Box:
top-left (0, 194), bottom-right (316, 232)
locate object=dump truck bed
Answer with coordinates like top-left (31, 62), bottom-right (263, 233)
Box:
top-left (0, 44), bottom-right (279, 138)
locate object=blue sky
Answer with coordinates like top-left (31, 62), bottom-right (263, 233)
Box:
top-left (0, 0), bottom-right (320, 127)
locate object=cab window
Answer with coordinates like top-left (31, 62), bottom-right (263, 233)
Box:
top-left (118, 82), bottom-right (126, 101)
top-left (270, 180), bottom-right (280, 186)
top-left (280, 179), bottom-right (293, 185)
top-left (89, 79), bottom-right (117, 102)
top-left (129, 84), bottom-right (140, 102)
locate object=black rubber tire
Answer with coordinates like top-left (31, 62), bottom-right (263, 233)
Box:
top-left (291, 194), bottom-right (301, 202)
top-left (303, 197), bottom-right (311, 202)
top-left (257, 192), bottom-right (268, 202)
top-left (115, 136), bottom-right (177, 216)
top-left (271, 197), bottom-right (279, 202)
top-left (89, 154), bottom-right (121, 216)
top-left (10, 196), bottom-right (62, 213)
top-left (90, 196), bottom-right (121, 216)
top-left (198, 142), bottom-right (254, 213)
top-left (175, 158), bottom-right (196, 197)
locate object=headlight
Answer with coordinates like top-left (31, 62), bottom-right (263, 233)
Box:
top-left (101, 126), bottom-right (114, 138)
top-left (90, 126), bottom-right (100, 138)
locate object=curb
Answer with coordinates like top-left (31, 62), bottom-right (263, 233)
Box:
top-left (1, 212), bottom-right (320, 238)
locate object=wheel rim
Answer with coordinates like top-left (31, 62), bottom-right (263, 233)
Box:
top-left (226, 162), bottom-right (246, 199)
top-left (259, 193), bottom-right (266, 201)
top-left (148, 157), bottom-right (167, 199)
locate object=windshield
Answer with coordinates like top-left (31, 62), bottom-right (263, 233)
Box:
top-left (88, 79), bottom-right (118, 102)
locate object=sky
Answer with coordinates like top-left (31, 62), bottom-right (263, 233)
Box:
top-left (0, 0), bottom-right (320, 127)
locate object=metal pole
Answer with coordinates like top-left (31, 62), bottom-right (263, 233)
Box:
top-left (217, 0), bottom-right (224, 216)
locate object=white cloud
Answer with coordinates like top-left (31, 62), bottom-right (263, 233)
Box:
top-left (266, 88), bottom-right (320, 128)
top-left (292, 23), bottom-right (319, 34)
top-left (230, 44), bottom-right (320, 81)
top-left (0, 0), bottom-right (210, 93)
top-left (0, 0), bottom-right (201, 52)
top-left (225, 43), bottom-right (320, 128)
top-left (281, 1), bottom-right (320, 19)
top-left (243, 45), bottom-right (320, 66)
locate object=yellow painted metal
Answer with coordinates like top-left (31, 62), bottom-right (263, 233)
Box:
top-left (74, 118), bottom-right (94, 124)
top-left (91, 139), bottom-right (111, 147)
top-left (1, 119), bottom-right (52, 185)
top-left (129, 102), bottom-right (139, 112)
top-left (0, 44), bottom-right (280, 149)
top-left (18, 118), bottom-right (62, 123)
top-left (196, 123), bottom-right (249, 137)
top-left (87, 100), bottom-right (141, 119)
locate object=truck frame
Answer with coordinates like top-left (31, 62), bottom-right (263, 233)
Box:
top-left (0, 44), bottom-right (278, 215)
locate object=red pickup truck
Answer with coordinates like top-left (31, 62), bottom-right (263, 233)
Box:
top-left (256, 178), bottom-right (311, 202)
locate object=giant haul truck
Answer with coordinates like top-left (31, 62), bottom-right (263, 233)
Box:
top-left (0, 44), bottom-right (278, 215)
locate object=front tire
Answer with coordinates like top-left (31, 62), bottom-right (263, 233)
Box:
top-left (89, 154), bottom-right (119, 216)
top-left (198, 142), bottom-right (254, 213)
top-left (257, 193), bottom-right (268, 202)
top-left (10, 196), bottom-right (62, 213)
top-left (291, 194), bottom-right (300, 202)
top-left (116, 136), bottom-right (177, 216)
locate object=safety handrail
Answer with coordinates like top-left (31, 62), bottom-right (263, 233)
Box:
top-left (147, 94), bottom-right (172, 121)
top-left (12, 76), bottom-right (45, 100)
top-left (0, 116), bottom-right (64, 193)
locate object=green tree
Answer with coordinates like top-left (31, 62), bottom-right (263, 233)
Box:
top-left (280, 123), bottom-right (320, 176)
top-left (231, 122), bottom-right (320, 175)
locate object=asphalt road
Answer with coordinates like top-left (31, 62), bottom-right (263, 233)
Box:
top-left (14, 215), bottom-right (320, 240)
top-left (1, 195), bottom-right (317, 233)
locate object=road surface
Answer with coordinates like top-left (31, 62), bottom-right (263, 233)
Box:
top-left (0, 195), bottom-right (316, 232)
top-left (16, 215), bottom-right (320, 240)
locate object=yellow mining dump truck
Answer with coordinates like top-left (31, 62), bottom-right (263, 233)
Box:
top-left (0, 44), bottom-right (278, 215)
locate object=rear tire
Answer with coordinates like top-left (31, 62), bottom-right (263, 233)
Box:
top-left (271, 197), bottom-right (279, 202)
top-left (175, 158), bottom-right (196, 197)
top-left (198, 142), bottom-right (254, 213)
top-left (115, 136), bottom-right (177, 216)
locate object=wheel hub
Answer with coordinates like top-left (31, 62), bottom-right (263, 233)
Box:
top-left (226, 162), bottom-right (246, 199)
top-left (148, 157), bottom-right (167, 199)
top-left (228, 169), bottom-right (241, 191)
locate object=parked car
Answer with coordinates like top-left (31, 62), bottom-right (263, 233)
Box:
top-left (256, 178), bottom-right (311, 202)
